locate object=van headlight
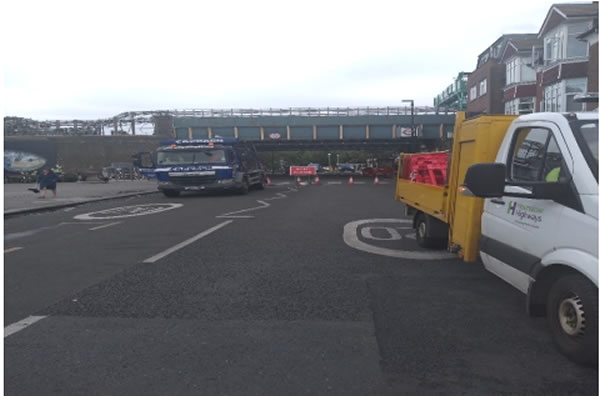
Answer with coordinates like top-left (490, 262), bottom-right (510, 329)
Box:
top-left (217, 178), bottom-right (233, 184)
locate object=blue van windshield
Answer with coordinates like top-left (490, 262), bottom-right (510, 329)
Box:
top-left (157, 149), bottom-right (227, 166)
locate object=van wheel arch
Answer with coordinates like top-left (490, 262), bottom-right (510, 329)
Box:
top-left (528, 264), bottom-right (587, 317)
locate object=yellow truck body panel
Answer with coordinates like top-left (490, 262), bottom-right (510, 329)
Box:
top-left (395, 112), bottom-right (518, 262)
top-left (394, 179), bottom-right (448, 223)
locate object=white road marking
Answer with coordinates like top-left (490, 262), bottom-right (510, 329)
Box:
top-left (143, 220), bottom-right (234, 263)
top-left (361, 227), bottom-right (403, 241)
top-left (4, 247), bottom-right (23, 254)
top-left (343, 218), bottom-right (455, 260)
top-left (218, 200), bottom-right (270, 217)
top-left (276, 182), bottom-right (291, 185)
top-left (88, 221), bottom-right (122, 231)
top-left (327, 181), bottom-right (342, 185)
top-left (263, 192), bottom-right (288, 201)
top-left (74, 203), bottom-right (183, 220)
top-left (5, 315), bottom-right (48, 338)
top-left (215, 215), bottom-right (254, 219)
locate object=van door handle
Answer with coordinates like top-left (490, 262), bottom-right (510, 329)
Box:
top-left (491, 198), bottom-right (505, 205)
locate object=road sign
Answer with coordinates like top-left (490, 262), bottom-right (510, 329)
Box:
top-left (289, 166), bottom-right (316, 176)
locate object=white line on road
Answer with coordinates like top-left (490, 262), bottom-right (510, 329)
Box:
top-left (4, 247), bottom-right (23, 254)
top-left (327, 181), bottom-right (342, 185)
top-left (263, 192), bottom-right (288, 201)
top-left (218, 200), bottom-right (270, 217)
top-left (88, 221), bottom-right (122, 231)
top-left (143, 220), bottom-right (233, 263)
top-left (5, 315), bottom-right (48, 338)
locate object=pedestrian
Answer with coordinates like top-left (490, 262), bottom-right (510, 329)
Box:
top-left (38, 167), bottom-right (59, 199)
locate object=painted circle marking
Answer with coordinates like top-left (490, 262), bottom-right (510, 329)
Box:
top-left (74, 203), bottom-right (183, 220)
top-left (343, 218), bottom-right (455, 260)
top-left (361, 226), bottom-right (403, 241)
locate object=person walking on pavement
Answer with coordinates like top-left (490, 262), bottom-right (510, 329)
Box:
top-left (38, 167), bottom-right (59, 199)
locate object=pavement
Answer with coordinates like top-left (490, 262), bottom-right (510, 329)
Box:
top-left (3, 180), bottom-right (160, 215)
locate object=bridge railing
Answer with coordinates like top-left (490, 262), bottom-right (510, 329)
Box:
top-left (170, 106), bottom-right (455, 118)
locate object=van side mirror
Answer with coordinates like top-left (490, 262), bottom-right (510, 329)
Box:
top-left (462, 163), bottom-right (506, 198)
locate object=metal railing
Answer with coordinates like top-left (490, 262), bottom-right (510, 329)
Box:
top-left (5, 106), bottom-right (457, 136)
top-left (168, 106), bottom-right (455, 118)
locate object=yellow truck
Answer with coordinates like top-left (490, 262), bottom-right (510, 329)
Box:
top-left (396, 112), bottom-right (517, 262)
top-left (396, 111), bottom-right (598, 365)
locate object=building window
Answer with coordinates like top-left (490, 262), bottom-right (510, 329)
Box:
top-left (518, 97), bottom-right (534, 114)
top-left (470, 86), bottom-right (477, 102)
top-left (505, 98), bottom-right (535, 115)
top-left (479, 79), bottom-right (487, 96)
top-left (544, 82), bottom-right (563, 112)
top-left (544, 27), bottom-right (565, 64)
top-left (505, 99), bottom-right (518, 115)
top-left (567, 22), bottom-right (590, 59)
top-left (506, 57), bottom-right (520, 85)
top-left (565, 78), bottom-right (587, 112)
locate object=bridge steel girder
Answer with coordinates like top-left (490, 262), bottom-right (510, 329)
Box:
top-left (253, 138), bottom-right (440, 152)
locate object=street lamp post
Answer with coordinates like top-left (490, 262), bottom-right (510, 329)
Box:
top-left (402, 99), bottom-right (416, 152)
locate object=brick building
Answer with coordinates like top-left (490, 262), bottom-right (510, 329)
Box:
top-left (536, 3), bottom-right (598, 112)
top-left (467, 34), bottom-right (534, 114)
top-left (501, 35), bottom-right (541, 114)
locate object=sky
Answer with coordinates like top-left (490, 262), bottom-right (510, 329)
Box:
top-left (2, 0), bottom-right (560, 120)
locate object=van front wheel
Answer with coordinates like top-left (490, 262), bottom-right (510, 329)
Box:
top-left (547, 274), bottom-right (598, 365)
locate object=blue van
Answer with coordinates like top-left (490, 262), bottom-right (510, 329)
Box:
top-left (134, 138), bottom-right (266, 197)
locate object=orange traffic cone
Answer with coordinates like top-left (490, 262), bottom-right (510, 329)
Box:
top-left (348, 176), bottom-right (354, 185)
top-left (374, 176), bottom-right (380, 185)
top-left (296, 177), bottom-right (301, 186)
top-left (266, 176), bottom-right (272, 186)
top-left (313, 176), bottom-right (320, 185)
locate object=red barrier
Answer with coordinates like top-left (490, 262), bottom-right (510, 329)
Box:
top-left (402, 152), bottom-right (448, 187)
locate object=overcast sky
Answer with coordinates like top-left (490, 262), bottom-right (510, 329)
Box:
top-left (2, 0), bottom-right (558, 120)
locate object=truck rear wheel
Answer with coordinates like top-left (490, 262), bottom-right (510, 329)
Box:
top-left (163, 189), bottom-right (180, 198)
top-left (415, 213), bottom-right (446, 249)
top-left (547, 274), bottom-right (598, 365)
